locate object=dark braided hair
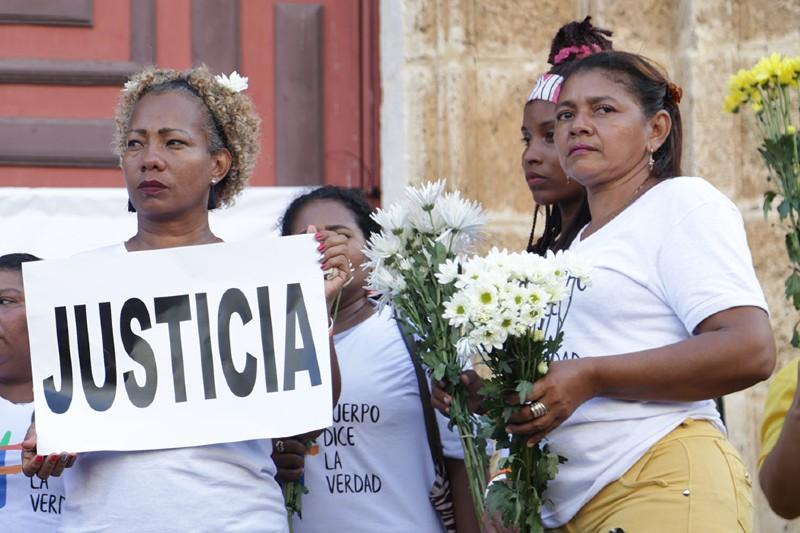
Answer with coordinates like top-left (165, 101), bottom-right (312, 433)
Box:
top-left (280, 186), bottom-right (379, 238)
top-left (0, 253), bottom-right (41, 271)
top-left (526, 201), bottom-right (591, 254)
top-left (547, 16), bottom-right (613, 71)
top-left (526, 17), bottom-right (612, 255)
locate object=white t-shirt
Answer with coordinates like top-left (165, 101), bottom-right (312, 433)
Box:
top-left (542, 177), bottom-right (769, 527)
top-left (294, 306), bottom-right (463, 533)
top-left (0, 397), bottom-right (66, 532)
top-left (58, 243), bottom-right (287, 532)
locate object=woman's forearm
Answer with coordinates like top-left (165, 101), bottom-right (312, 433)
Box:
top-left (589, 307), bottom-right (774, 402)
top-left (445, 458), bottom-right (481, 533)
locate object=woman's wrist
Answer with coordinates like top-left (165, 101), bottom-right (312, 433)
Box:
top-left (580, 356), bottom-right (603, 401)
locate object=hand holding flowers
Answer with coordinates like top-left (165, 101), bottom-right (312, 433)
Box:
top-left (504, 357), bottom-right (599, 447)
top-left (363, 179), bottom-right (489, 524)
top-left (441, 247), bottom-right (590, 533)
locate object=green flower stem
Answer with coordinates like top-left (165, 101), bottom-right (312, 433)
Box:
top-left (448, 384), bottom-right (488, 531)
top-left (283, 480), bottom-right (305, 533)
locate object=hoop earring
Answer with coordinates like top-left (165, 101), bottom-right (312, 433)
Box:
top-left (127, 199), bottom-right (136, 213)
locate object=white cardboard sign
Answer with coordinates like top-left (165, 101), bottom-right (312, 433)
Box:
top-left (23, 235), bottom-right (332, 454)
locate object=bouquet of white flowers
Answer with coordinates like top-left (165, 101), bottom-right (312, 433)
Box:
top-left (363, 180), bottom-right (489, 523)
top-left (441, 247), bottom-right (590, 533)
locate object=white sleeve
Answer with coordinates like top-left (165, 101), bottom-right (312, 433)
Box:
top-left (435, 408), bottom-right (465, 459)
top-left (656, 199), bottom-right (768, 334)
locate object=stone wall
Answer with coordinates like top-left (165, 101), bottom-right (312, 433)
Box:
top-left (380, 0), bottom-right (800, 530)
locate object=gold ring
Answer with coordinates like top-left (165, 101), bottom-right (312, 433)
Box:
top-left (529, 401), bottom-right (548, 419)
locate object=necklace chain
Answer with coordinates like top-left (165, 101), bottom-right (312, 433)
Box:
top-left (584, 177), bottom-right (653, 237)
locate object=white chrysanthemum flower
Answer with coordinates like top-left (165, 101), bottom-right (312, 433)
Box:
top-left (456, 337), bottom-right (476, 364)
top-left (123, 79), bottom-right (138, 92)
top-left (560, 251), bottom-right (593, 284)
top-left (443, 292), bottom-right (472, 327)
top-left (214, 71), bottom-right (249, 92)
top-left (497, 308), bottom-right (519, 336)
top-left (468, 281), bottom-right (499, 310)
top-left (473, 322), bottom-right (507, 353)
top-left (546, 282), bottom-right (568, 302)
top-left (363, 231), bottom-right (403, 262)
top-left (366, 267), bottom-right (406, 296)
top-left (406, 180), bottom-right (445, 211)
top-left (526, 285), bottom-right (550, 308)
top-left (371, 203), bottom-right (408, 235)
top-left (434, 191), bottom-right (486, 238)
top-left (507, 284), bottom-right (528, 308)
top-left (435, 257), bottom-right (460, 285)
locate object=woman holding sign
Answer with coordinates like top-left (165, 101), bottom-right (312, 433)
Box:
top-left (21, 66), bottom-right (347, 533)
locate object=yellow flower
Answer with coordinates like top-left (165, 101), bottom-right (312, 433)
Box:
top-left (729, 68), bottom-right (755, 93)
top-left (723, 93), bottom-right (741, 113)
top-left (788, 125), bottom-right (798, 135)
top-left (778, 57), bottom-right (796, 86)
top-left (751, 53), bottom-right (785, 88)
top-left (724, 54), bottom-right (800, 114)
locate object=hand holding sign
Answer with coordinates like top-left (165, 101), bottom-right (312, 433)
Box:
top-left (24, 235), bottom-right (335, 455)
top-left (310, 226), bottom-right (353, 312)
top-left (20, 421), bottom-right (77, 480)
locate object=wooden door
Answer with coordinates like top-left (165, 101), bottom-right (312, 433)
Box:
top-left (0, 0), bottom-right (380, 194)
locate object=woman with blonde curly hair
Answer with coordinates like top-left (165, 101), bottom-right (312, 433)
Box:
top-left (20, 66), bottom-right (347, 533)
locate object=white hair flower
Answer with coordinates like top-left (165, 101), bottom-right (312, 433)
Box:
top-left (123, 79), bottom-right (139, 93)
top-left (214, 71), bottom-right (249, 93)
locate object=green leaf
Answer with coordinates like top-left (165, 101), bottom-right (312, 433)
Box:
top-left (778, 198), bottom-right (791, 219)
top-left (485, 482), bottom-right (517, 527)
top-left (792, 323), bottom-right (800, 348)
top-left (785, 271), bottom-right (800, 310)
top-left (515, 380), bottom-right (534, 405)
top-left (432, 364), bottom-right (446, 382)
top-left (763, 190), bottom-right (777, 218)
top-left (786, 232), bottom-right (800, 264)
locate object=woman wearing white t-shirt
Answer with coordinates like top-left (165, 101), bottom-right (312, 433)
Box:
top-left (0, 253), bottom-right (67, 532)
top-left (19, 67), bottom-right (348, 533)
top-left (438, 52), bottom-right (775, 532)
top-left (273, 186), bottom-right (479, 533)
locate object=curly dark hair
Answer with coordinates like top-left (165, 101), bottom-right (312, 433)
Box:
top-left (280, 186), bottom-right (379, 238)
top-left (114, 66), bottom-right (261, 209)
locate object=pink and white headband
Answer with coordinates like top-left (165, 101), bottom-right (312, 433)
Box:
top-left (526, 73), bottom-right (564, 104)
top-left (526, 43), bottom-right (605, 104)
top-left (553, 44), bottom-right (602, 65)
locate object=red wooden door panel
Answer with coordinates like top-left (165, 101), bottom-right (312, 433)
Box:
top-left (0, 0), bottom-right (380, 196)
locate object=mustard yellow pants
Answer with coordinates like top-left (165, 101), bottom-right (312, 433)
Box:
top-left (551, 419), bottom-right (753, 533)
